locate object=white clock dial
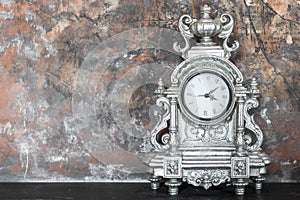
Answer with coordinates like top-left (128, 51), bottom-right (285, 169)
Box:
top-left (182, 72), bottom-right (232, 121)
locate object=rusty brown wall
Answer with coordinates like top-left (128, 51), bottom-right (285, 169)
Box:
top-left (0, 0), bottom-right (299, 182)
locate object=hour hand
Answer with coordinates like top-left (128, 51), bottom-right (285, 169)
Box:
top-left (209, 95), bottom-right (218, 101)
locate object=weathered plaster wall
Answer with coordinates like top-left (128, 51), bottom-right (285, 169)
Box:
top-left (0, 0), bottom-right (299, 182)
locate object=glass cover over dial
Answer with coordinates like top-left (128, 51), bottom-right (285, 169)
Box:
top-left (182, 71), bottom-right (232, 121)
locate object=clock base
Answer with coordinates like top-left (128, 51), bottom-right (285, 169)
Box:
top-left (147, 147), bottom-right (270, 195)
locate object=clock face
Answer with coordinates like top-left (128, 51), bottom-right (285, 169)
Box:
top-left (181, 71), bottom-right (233, 122)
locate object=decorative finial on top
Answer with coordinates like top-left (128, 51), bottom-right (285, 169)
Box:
top-left (173, 4), bottom-right (239, 59)
top-left (154, 78), bottom-right (166, 97)
top-left (189, 4), bottom-right (222, 46)
top-left (249, 78), bottom-right (261, 99)
top-left (202, 4), bottom-right (211, 14)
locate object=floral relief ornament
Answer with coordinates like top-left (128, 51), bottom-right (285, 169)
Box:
top-left (184, 170), bottom-right (231, 190)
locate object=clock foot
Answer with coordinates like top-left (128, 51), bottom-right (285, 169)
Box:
top-left (233, 179), bottom-right (248, 196)
top-left (149, 175), bottom-right (161, 190)
top-left (165, 178), bottom-right (182, 195)
top-left (252, 176), bottom-right (265, 190)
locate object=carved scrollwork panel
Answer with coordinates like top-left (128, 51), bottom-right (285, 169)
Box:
top-left (218, 14), bottom-right (239, 59)
top-left (150, 97), bottom-right (171, 150)
top-left (183, 169), bottom-right (231, 190)
top-left (243, 98), bottom-right (263, 151)
top-left (173, 15), bottom-right (196, 59)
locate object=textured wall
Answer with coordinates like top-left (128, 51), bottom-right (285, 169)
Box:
top-left (0, 0), bottom-right (299, 182)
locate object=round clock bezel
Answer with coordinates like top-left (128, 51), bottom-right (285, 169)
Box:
top-left (178, 68), bottom-right (235, 125)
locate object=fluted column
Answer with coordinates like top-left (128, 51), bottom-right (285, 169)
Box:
top-left (169, 96), bottom-right (178, 153)
top-left (235, 83), bottom-right (247, 155)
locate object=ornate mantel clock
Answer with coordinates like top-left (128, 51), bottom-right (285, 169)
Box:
top-left (146, 5), bottom-right (270, 196)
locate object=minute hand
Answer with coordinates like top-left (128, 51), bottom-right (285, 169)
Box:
top-left (207, 87), bottom-right (219, 95)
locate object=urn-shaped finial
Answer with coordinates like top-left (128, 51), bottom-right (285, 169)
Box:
top-left (189, 5), bottom-right (222, 46)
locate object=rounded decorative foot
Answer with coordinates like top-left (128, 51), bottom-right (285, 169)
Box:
top-left (149, 175), bottom-right (160, 190)
top-left (233, 179), bottom-right (248, 196)
top-left (235, 185), bottom-right (245, 195)
top-left (252, 176), bottom-right (265, 190)
top-left (255, 181), bottom-right (262, 190)
top-left (165, 179), bottom-right (182, 195)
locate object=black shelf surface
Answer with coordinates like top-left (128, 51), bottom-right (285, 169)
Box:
top-left (0, 182), bottom-right (299, 200)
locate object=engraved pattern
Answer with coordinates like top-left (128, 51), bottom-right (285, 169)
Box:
top-left (170, 56), bottom-right (243, 85)
top-left (233, 160), bottom-right (247, 176)
top-left (166, 160), bottom-right (179, 176)
top-left (164, 157), bottom-right (182, 178)
top-left (184, 170), bottom-right (231, 190)
top-left (184, 123), bottom-right (229, 143)
top-left (231, 157), bottom-right (249, 178)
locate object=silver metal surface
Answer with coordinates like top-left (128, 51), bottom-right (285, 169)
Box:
top-left (146, 4), bottom-right (270, 196)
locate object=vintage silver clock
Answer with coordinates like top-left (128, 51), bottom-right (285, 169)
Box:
top-left (146, 5), bottom-right (270, 196)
